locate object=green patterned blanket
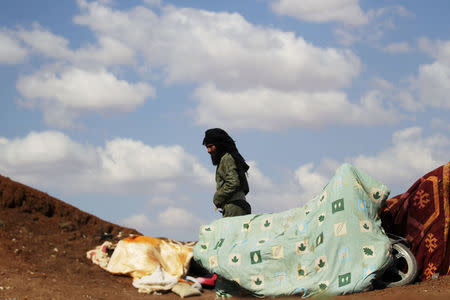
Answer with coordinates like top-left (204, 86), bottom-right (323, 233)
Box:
top-left (193, 164), bottom-right (393, 297)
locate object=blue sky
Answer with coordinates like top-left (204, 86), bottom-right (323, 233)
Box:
top-left (0, 0), bottom-right (449, 241)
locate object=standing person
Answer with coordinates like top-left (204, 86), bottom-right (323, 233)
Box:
top-left (201, 128), bottom-right (252, 299)
top-left (202, 128), bottom-right (251, 217)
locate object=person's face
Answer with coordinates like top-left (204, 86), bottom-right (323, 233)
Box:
top-left (206, 144), bottom-right (216, 157)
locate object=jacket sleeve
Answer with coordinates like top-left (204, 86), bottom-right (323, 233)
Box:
top-left (213, 154), bottom-right (241, 208)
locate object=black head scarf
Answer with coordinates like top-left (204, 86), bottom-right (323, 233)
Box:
top-left (202, 128), bottom-right (250, 194)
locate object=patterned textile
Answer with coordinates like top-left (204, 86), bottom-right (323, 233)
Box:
top-left (381, 162), bottom-right (450, 280)
top-left (194, 164), bottom-right (393, 297)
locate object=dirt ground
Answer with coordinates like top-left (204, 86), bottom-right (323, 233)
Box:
top-left (1, 174), bottom-right (449, 300)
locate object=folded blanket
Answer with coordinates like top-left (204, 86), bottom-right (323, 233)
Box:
top-left (193, 164), bottom-right (393, 297)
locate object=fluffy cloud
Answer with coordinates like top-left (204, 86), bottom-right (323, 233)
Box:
top-left (193, 84), bottom-right (399, 130)
top-left (421, 38), bottom-right (450, 61)
top-left (0, 131), bottom-right (97, 177)
top-left (120, 207), bottom-right (208, 240)
top-left (97, 138), bottom-right (211, 187)
top-left (0, 130), bottom-right (212, 194)
top-left (6, 1), bottom-right (367, 130)
top-left (74, 1), bottom-right (361, 92)
top-left (237, 160), bottom-right (335, 214)
top-left (248, 162), bottom-right (330, 213)
top-left (120, 214), bottom-right (153, 234)
top-left (415, 38), bottom-right (450, 109)
top-left (0, 30), bottom-right (28, 64)
top-left (17, 67), bottom-right (153, 110)
top-left (352, 127), bottom-right (450, 187)
top-left (333, 5), bottom-right (413, 46)
top-left (416, 63), bottom-right (450, 109)
top-left (16, 67), bottom-right (155, 128)
top-left (10, 22), bottom-right (143, 128)
top-left (18, 23), bottom-right (72, 59)
top-left (271, 0), bottom-right (369, 26)
top-left (72, 36), bottom-right (135, 67)
top-left (294, 163), bottom-right (329, 197)
top-left (247, 161), bottom-right (274, 192)
top-left (158, 207), bottom-right (207, 231)
top-left (18, 23), bottom-right (135, 67)
top-left (369, 77), bottom-right (425, 113)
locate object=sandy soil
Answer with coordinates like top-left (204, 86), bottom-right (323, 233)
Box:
top-left (1, 174), bottom-right (449, 300)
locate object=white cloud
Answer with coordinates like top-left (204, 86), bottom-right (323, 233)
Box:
top-left (193, 84), bottom-right (399, 130)
top-left (369, 78), bottom-right (424, 112)
top-left (0, 30), bottom-right (28, 64)
top-left (74, 1), bottom-right (361, 92)
top-left (18, 23), bottom-right (72, 59)
top-left (10, 23), bottom-right (143, 128)
top-left (248, 162), bottom-right (331, 213)
top-left (368, 5), bottom-right (413, 20)
top-left (352, 127), bottom-right (450, 186)
top-left (0, 131), bottom-right (97, 177)
top-left (0, 131), bottom-right (212, 195)
top-left (382, 41), bottom-right (412, 53)
top-left (6, 1), bottom-right (367, 130)
top-left (333, 5), bottom-right (413, 46)
top-left (8, 1), bottom-right (368, 131)
top-left (120, 207), bottom-right (208, 240)
top-left (17, 67), bottom-right (153, 110)
top-left (120, 214), bottom-right (153, 234)
top-left (416, 61), bottom-right (450, 109)
top-left (72, 36), bottom-right (136, 67)
top-left (97, 138), bottom-right (211, 187)
top-left (412, 38), bottom-right (450, 109)
top-left (395, 91), bottom-right (424, 112)
top-left (294, 163), bottom-right (329, 197)
top-left (158, 207), bottom-right (206, 230)
top-left (271, 0), bottom-right (368, 26)
top-left (16, 67), bottom-right (155, 128)
top-left (247, 161), bottom-right (274, 192)
top-left (17, 23), bottom-right (135, 67)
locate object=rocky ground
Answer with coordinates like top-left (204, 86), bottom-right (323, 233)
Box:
top-left (1, 174), bottom-right (449, 300)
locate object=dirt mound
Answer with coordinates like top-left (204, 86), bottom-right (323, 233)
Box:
top-left (0, 174), bottom-right (449, 299)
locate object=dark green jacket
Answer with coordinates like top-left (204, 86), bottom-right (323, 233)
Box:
top-left (213, 153), bottom-right (247, 209)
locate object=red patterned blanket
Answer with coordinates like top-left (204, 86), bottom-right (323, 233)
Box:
top-left (381, 162), bottom-right (450, 280)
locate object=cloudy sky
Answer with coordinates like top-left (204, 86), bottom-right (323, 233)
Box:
top-left (1, 0), bottom-right (449, 240)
